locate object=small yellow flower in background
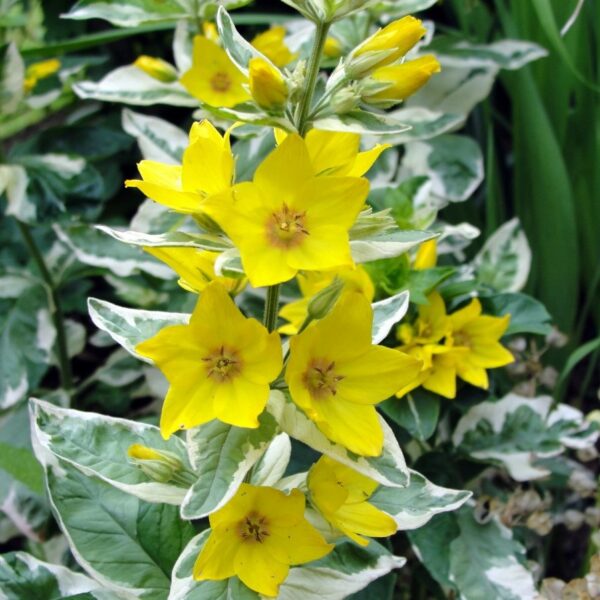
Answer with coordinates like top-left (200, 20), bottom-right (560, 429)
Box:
top-left (249, 57), bottom-right (288, 111)
top-left (194, 483), bottom-right (332, 597)
top-left (397, 292), bottom-right (449, 346)
top-left (348, 16), bottom-right (426, 77)
top-left (23, 58), bottom-right (61, 92)
top-left (251, 26), bottom-right (297, 68)
top-left (125, 120), bottom-right (234, 215)
top-left (143, 247), bottom-right (246, 295)
top-left (279, 265), bottom-right (374, 335)
top-left (181, 36), bottom-right (250, 107)
top-left (364, 55), bottom-right (441, 105)
top-left (286, 292), bottom-right (421, 456)
top-left (308, 456), bottom-right (396, 546)
top-left (136, 282), bottom-right (282, 438)
top-left (133, 55), bottom-right (178, 82)
top-left (324, 36), bottom-right (343, 59)
top-left (447, 297), bottom-right (514, 389)
top-left (414, 238), bottom-right (437, 270)
top-left (204, 134), bottom-right (369, 287)
top-left (275, 128), bottom-right (389, 177)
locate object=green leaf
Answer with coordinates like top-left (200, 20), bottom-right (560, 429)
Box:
top-left (181, 413), bottom-right (278, 519)
top-left (408, 507), bottom-right (537, 599)
top-left (65, 0), bottom-right (187, 27)
top-left (0, 443), bottom-right (44, 495)
top-left (31, 399), bottom-right (191, 505)
top-left (121, 109), bottom-right (188, 163)
top-left (0, 552), bottom-right (113, 600)
top-left (556, 336), bottom-right (600, 402)
top-left (401, 134), bottom-right (484, 203)
top-left (368, 0), bottom-right (437, 18)
top-left (473, 218), bottom-right (531, 293)
top-left (479, 292), bottom-right (552, 336)
top-left (370, 469), bottom-right (471, 530)
top-left (380, 391), bottom-right (440, 442)
top-left (249, 433), bottom-right (291, 487)
top-left (55, 224), bottom-right (173, 279)
top-left (452, 393), bottom-right (599, 481)
top-left (314, 110), bottom-right (411, 135)
top-left (88, 297), bottom-right (188, 359)
top-left (372, 291), bottom-right (410, 344)
top-left (0, 44), bottom-right (24, 115)
top-left (267, 391), bottom-right (409, 487)
top-left (380, 108), bottom-right (464, 145)
top-left (73, 66), bottom-right (197, 107)
top-left (350, 230), bottom-right (437, 263)
top-left (44, 461), bottom-right (194, 600)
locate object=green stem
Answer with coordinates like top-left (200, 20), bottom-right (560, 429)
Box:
top-left (263, 284), bottom-right (281, 333)
top-left (294, 20), bottom-right (331, 136)
top-left (16, 220), bottom-right (74, 392)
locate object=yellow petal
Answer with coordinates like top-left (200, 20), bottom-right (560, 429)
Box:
top-left (456, 361), bottom-right (489, 389)
top-left (213, 377), bottom-right (269, 429)
top-left (235, 542), bottom-right (289, 597)
top-left (334, 501), bottom-right (397, 544)
top-left (268, 519), bottom-right (333, 565)
top-left (422, 359), bottom-right (457, 399)
top-left (304, 130), bottom-right (360, 175)
top-left (286, 224), bottom-right (354, 272)
top-left (449, 298), bottom-right (482, 330)
top-left (193, 528), bottom-right (238, 581)
top-left (143, 247), bottom-right (213, 293)
top-left (347, 144), bottom-right (390, 177)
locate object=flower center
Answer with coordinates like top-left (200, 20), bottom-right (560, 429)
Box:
top-left (453, 331), bottom-right (471, 348)
top-left (238, 512), bottom-right (270, 543)
top-left (202, 346), bottom-right (241, 382)
top-left (210, 71), bottom-right (232, 93)
top-left (266, 203), bottom-right (309, 249)
top-left (303, 358), bottom-right (344, 399)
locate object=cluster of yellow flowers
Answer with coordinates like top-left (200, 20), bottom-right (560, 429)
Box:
top-left (122, 12), bottom-right (504, 597)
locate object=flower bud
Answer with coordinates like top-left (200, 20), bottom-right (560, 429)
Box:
top-left (307, 277), bottom-right (344, 321)
top-left (23, 58), bottom-right (61, 93)
top-left (324, 37), bottom-right (343, 59)
top-left (362, 55), bottom-right (441, 107)
top-left (133, 56), bottom-right (178, 83)
top-left (249, 57), bottom-right (288, 111)
top-left (347, 16), bottom-right (426, 78)
top-left (128, 444), bottom-right (188, 484)
top-left (330, 84), bottom-right (361, 114)
top-left (414, 239), bottom-right (437, 270)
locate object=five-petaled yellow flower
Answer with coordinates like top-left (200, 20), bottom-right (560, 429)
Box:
top-left (279, 265), bottom-right (374, 335)
top-left (308, 456), bottom-right (396, 545)
top-left (251, 26), bottom-right (297, 68)
top-left (136, 282), bottom-right (282, 438)
top-left (181, 35), bottom-right (250, 107)
top-left (143, 246), bottom-right (246, 295)
top-left (275, 128), bottom-right (389, 177)
top-left (125, 120), bottom-right (233, 215)
top-left (286, 292), bottom-right (421, 456)
top-left (194, 483), bottom-right (332, 597)
top-left (204, 134), bottom-right (369, 287)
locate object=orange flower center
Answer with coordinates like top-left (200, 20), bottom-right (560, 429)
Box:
top-left (238, 511), bottom-right (270, 543)
top-left (266, 203), bottom-right (309, 249)
top-left (303, 358), bottom-right (344, 399)
top-left (210, 71), bottom-right (232, 93)
top-left (453, 331), bottom-right (471, 348)
top-left (202, 346), bottom-right (241, 382)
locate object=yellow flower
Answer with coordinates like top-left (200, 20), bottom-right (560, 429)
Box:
top-left (324, 37), bottom-right (343, 59)
top-left (23, 58), bottom-right (61, 92)
top-left (204, 134), bottom-right (369, 287)
top-left (202, 21), bottom-right (219, 43)
top-left (364, 55), bottom-right (441, 105)
top-left (181, 36), bottom-right (250, 107)
top-left (279, 266), bottom-right (374, 335)
top-left (414, 239), bottom-right (437, 270)
top-left (274, 128), bottom-right (389, 177)
top-left (133, 55), bottom-right (178, 82)
top-left (249, 57), bottom-right (288, 111)
top-left (136, 282), bottom-right (282, 438)
top-left (143, 247), bottom-right (246, 295)
top-left (286, 292), bottom-right (421, 456)
top-left (396, 292), bottom-right (450, 346)
top-left (125, 120), bottom-right (234, 215)
top-left (349, 16), bottom-right (426, 77)
top-left (251, 26), bottom-right (297, 68)
top-left (194, 483), bottom-right (332, 597)
top-left (447, 298), bottom-right (514, 389)
top-left (308, 456), bottom-right (396, 546)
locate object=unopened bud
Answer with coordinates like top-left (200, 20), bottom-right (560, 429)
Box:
top-left (330, 84), bottom-right (361, 114)
top-left (414, 239), bottom-right (437, 270)
top-left (133, 56), bottom-right (178, 83)
top-left (324, 36), bottom-right (343, 59)
top-left (546, 327), bottom-right (568, 348)
top-left (577, 446), bottom-right (599, 462)
top-left (526, 511), bottom-right (553, 536)
top-left (568, 470), bottom-right (597, 498)
top-left (347, 16), bottom-right (426, 78)
top-left (249, 58), bottom-right (288, 111)
top-left (23, 58), bottom-right (61, 93)
top-left (308, 278), bottom-right (345, 321)
top-left (127, 444), bottom-right (192, 486)
top-left (362, 55), bottom-right (441, 107)
top-left (585, 507), bottom-right (600, 528)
